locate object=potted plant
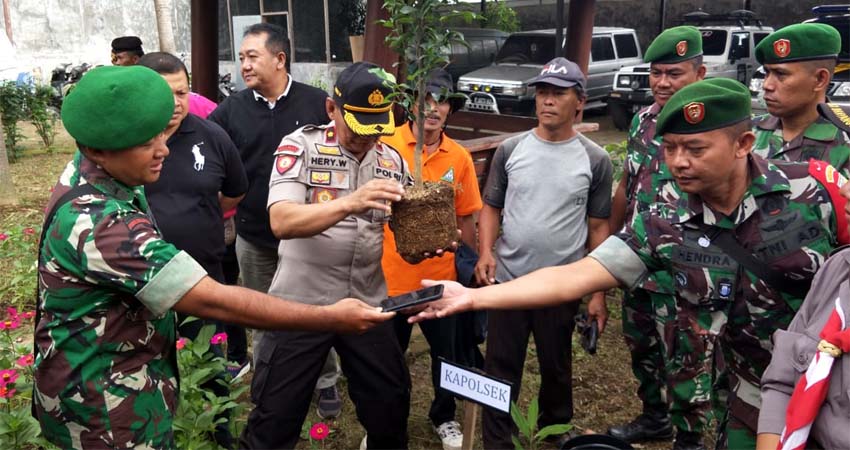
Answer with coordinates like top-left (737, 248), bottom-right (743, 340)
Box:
top-left (380, 0), bottom-right (476, 261)
top-left (341, 0), bottom-right (367, 62)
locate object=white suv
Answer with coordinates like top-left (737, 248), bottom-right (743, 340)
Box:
top-left (608, 11), bottom-right (773, 130)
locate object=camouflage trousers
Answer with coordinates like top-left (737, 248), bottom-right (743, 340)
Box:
top-left (622, 287), bottom-right (713, 433)
top-left (664, 307), bottom-right (726, 435)
top-left (622, 288), bottom-right (670, 414)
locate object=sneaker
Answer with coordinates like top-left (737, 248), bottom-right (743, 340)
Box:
top-left (225, 360), bottom-right (250, 380)
top-left (359, 434), bottom-right (367, 450)
top-left (316, 385), bottom-right (342, 419)
top-left (433, 420), bottom-right (463, 450)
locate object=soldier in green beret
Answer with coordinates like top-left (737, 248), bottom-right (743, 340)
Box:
top-left (752, 23), bottom-right (850, 177)
top-left (608, 25), bottom-right (708, 450)
top-left (34, 65), bottom-right (394, 449)
top-left (408, 78), bottom-right (850, 450)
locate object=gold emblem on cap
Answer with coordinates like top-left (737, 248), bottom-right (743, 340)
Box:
top-left (368, 89), bottom-right (385, 106)
top-left (334, 87), bottom-right (342, 97)
top-left (774, 39), bottom-right (791, 58)
top-left (683, 102), bottom-right (705, 125)
top-left (676, 40), bottom-right (688, 57)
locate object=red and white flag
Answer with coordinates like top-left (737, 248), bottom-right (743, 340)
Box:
top-left (778, 297), bottom-right (850, 450)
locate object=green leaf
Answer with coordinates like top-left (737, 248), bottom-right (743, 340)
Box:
top-left (535, 424), bottom-right (573, 442)
top-left (510, 401), bottom-right (530, 437)
top-left (511, 434), bottom-right (525, 450)
top-left (527, 397), bottom-right (539, 433)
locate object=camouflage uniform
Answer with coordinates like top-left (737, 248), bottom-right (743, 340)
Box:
top-left (34, 152), bottom-right (207, 449)
top-left (610, 156), bottom-right (845, 447)
top-left (622, 103), bottom-right (707, 432)
top-left (752, 114), bottom-right (850, 177)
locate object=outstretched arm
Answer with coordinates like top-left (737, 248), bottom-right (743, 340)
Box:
top-left (175, 277), bottom-right (393, 334)
top-left (410, 256), bottom-right (621, 322)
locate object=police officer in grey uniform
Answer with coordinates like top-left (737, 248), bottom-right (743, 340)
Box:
top-left (240, 62), bottom-right (434, 449)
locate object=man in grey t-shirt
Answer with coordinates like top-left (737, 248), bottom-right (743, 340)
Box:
top-left (474, 57), bottom-right (613, 448)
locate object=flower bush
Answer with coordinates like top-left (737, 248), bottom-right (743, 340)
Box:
top-left (173, 324), bottom-right (249, 450)
top-left (0, 307), bottom-right (55, 449)
top-left (0, 226), bottom-right (40, 313)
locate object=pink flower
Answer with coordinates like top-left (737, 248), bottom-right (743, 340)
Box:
top-left (16, 354), bottom-right (34, 367)
top-left (309, 422), bottom-right (330, 440)
top-left (176, 338), bottom-right (187, 350)
top-left (23, 227), bottom-right (35, 235)
top-left (0, 233), bottom-right (8, 241)
top-left (21, 311), bottom-right (35, 319)
top-left (6, 307), bottom-right (18, 319)
top-left (0, 385), bottom-right (15, 399)
top-left (0, 369), bottom-right (19, 386)
top-left (210, 332), bottom-right (228, 345)
top-left (0, 318), bottom-right (20, 330)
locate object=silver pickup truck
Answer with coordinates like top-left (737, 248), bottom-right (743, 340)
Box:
top-left (456, 27), bottom-right (643, 116)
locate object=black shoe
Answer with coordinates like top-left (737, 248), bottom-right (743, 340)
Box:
top-left (607, 413), bottom-right (673, 443)
top-left (672, 431), bottom-right (706, 450)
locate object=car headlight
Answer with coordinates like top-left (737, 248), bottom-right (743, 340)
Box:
top-left (749, 77), bottom-right (764, 95)
top-left (617, 75), bottom-right (631, 87)
top-left (502, 85), bottom-right (527, 96)
top-left (457, 80), bottom-right (471, 91)
top-left (831, 82), bottom-right (850, 99)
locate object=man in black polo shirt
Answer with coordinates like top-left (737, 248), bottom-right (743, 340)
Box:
top-left (207, 22), bottom-right (344, 418)
top-left (140, 52), bottom-right (249, 448)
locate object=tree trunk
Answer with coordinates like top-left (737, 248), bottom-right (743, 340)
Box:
top-left (0, 126), bottom-right (19, 205)
top-left (153, 0), bottom-right (177, 53)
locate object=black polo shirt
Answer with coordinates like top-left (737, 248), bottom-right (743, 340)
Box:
top-left (146, 113), bottom-right (248, 281)
top-left (209, 80), bottom-right (329, 249)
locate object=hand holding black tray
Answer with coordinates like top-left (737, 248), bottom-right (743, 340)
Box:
top-left (381, 284), bottom-right (445, 313)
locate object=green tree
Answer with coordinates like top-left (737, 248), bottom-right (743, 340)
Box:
top-left (380, 0), bottom-right (476, 186)
top-left (481, 0), bottom-right (520, 33)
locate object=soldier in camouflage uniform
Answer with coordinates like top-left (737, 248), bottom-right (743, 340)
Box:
top-left (409, 79), bottom-right (850, 450)
top-left (752, 23), bottom-right (850, 176)
top-left (35, 65), bottom-right (392, 449)
top-left (607, 26), bottom-right (709, 450)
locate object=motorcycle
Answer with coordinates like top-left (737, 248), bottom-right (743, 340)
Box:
top-left (218, 73), bottom-right (237, 102)
top-left (49, 62), bottom-right (92, 111)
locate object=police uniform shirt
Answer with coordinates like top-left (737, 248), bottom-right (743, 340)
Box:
top-left (146, 113), bottom-right (248, 281)
top-left (266, 121), bottom-right (410, 306)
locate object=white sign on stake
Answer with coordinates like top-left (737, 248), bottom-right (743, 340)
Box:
top-left (439, 358), bottom-right (513, 414)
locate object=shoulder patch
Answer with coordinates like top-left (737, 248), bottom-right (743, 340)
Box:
top-left (275, 144), bottom-right (303, 156)
top-left (808, 159), bottom-right (849, 245)
top-left (275, 154), bottom-right (298, 174)
top-left (126, 217), bottom-right (153, 232)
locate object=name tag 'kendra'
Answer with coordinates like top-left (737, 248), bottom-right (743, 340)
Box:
top-left (439, 360), bottom-right (512, 413)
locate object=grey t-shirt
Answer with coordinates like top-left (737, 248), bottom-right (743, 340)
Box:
top-left (483, 130), bottom-right (613, 282)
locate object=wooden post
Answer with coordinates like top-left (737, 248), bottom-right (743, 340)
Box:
top-left (190, 0), bottom-right (218, 101)
top-left (363, 0), bottom-right (400, 77)
top-left (461, 400), bottom-right (481, 450)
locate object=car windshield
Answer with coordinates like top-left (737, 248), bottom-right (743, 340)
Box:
top-left (495, 35), bottom-right (556, 65)
top-left (815, 18), bottom-right (849, 61)
top-left (700, 30), bottom-right (728, 55)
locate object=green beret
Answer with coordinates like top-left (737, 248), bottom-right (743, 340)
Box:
top-left (755, 23), bottom-right (841, 65)
top-left (644, 26), bottom-right (703, 63)
top-left (656, 78), bottom-right (750, 135)
top-left (61, 66), bottom-right (173, 151)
